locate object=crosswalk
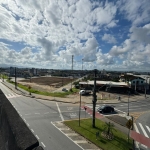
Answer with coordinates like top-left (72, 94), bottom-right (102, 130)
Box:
top-left (5, 93), bottom-right (21, 99)
top-left (134, 122), bottom-right (150, 150)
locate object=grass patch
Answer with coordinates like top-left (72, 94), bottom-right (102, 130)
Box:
top-left (7, 80), bottom-right (79, 98)
top-left (64, 119), bottom-right (133, 150)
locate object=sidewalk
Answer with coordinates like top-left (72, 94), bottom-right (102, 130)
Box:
top-left (1, 81), bottom-right (148, 104)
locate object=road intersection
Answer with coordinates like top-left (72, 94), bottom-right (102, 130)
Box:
top-left (1, 79), bottom-right (150, 150)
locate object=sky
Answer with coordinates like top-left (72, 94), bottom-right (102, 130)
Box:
top-left (0, 0), bottom-right (150, 71)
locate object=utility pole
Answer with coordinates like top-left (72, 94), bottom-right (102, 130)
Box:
top-left (135, 81), bottom-right (136, 93)
top-left (79, 92), bottom-right (81, 126)
top-left (82, 59), bottom-right (84, 71)
top-left (92, 69), bottom-right (97, 128)
top-left (71, 55), bottom-right (74, 89)
top-left (145, 78), bottom-right (147, 98)
top-left (15, 67), bottom-right (17, 89)
top-left (127, 91), bottom-right (130, 116)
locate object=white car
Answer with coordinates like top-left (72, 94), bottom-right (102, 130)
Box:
top-left (79, 90), bottom-right (91, 95)
top-left (79, 90), bottom-right (86, 95)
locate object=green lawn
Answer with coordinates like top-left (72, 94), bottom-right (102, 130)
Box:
top-left (7, 80), bottom-right (79, 98)
top-left (64, 119), bottom-right (133, 150)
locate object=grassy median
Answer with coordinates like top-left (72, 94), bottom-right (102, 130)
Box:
top-left (64, 118), bottom-right (133, 150)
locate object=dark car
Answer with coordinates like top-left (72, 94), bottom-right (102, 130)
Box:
top-left (97, 105), bottom-right (114, 113)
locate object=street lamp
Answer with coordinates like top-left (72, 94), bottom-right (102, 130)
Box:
top-left (71, 55), bottom-right (74, 90)
top-left (145, 77), bottom-right (147, 98)
top-left (79, 92), bottom-right (81, 126)
top-left (127, 91), bottom-right (130, 116)
top-left (82, 59), bottom-right (84, 71)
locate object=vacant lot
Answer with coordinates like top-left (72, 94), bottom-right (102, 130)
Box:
top-left (18, 76), bottom-right (76, 92)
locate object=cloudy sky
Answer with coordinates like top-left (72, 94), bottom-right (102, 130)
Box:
top-left (0, 0), bottom-right (150, 71)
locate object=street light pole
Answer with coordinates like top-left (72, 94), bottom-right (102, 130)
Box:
top-left (127, 91), bottom-right (130, 116)
top-left (145, 78), bottom-right (147, 98)
top-left (79, 93), bottom-right (81, 126)
top-left (92, 69), bottom-right (97, 128)
top-left (71, 55), bottom-right (74, 90)
top-left (82, 59), bottom-right (83, 71)
top-left (15, 67), bottom-right (17, 89)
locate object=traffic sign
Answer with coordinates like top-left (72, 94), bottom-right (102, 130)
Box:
top-left (126, 119), bottom-right (133, 129)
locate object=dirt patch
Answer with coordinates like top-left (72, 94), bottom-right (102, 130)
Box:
top-left (18, 77), bottom-right (76, 92)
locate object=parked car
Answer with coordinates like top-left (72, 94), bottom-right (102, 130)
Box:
top-left (97, 105), bottom-right (114, 113)
top-left (62, 88), bottom-right (68, 92)
top-left (79, 90), bottom-right (91, 95)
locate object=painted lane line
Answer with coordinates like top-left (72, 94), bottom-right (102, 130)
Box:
top-left (35, 113), bottom-right (40, 115)
top-left (31, 129), bottom-right (34, 133)
top-left (24, 119), bottom-right (26, 122)
top-left (139, 123), bottom-right (149, 138)
top-left (74, 140), bottom-right (88, 143)
top-left (134, 123), bottom-right (140, 133)
top-left (44, 112), bottom-right (49, 114)
top-left (25, 114), bottom-right (31, 116)
top-left (56, 102), bottom-right (64, 121)
top-left (27, 123), bottom-right (30, 126)
top-left (114, 108), bottom-right (126, 114)
top-left (146, 125), bottom-right (150, 133)
top-left (41, 142), bottom-right (46, 148)
top-left (36, 135), bottom-right (40, 140)
top-left (141, 144), bottom-right (147, 149)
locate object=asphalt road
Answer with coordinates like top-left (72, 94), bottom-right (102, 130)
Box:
top-left (0, 82), bottom-right (85, 150)
top-left (98, 98), bottom-right (150, 114)
top-left (1, 79), bottom-right (150, 150)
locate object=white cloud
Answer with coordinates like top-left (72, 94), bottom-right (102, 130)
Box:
top-left (82, 37), bottom-right (98, 62)
top-left (130, 24), bottom-right (150, 44)
top-left (0, 0), bottom-right (150, 71)
top-left (102, 34), bottom-right (117, 44)
top-left (118, 0), bottom-right (150, 25)
top-left (96, 50), bottom-right (115, 65)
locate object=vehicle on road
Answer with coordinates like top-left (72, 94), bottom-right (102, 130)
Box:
top-left (62, 88), bottom-right (68, 92)
top-left (79, 90), bottom-right (91, 95)
top-left (97, 105), bottom-right (114, 113)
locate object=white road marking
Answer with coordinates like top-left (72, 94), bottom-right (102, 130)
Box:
top-left (134, 123), bottom-right (140, 149)
top-left (114, 108), bottom-right (126, 113)
top-left (141, 144), bottom-right (147, 149)
top-left (67, 107), bottom-right (73, 110)
top-left (56, 102), bottom-right (64, 121)
top-left (27, 123), bottom-right (30, 126)
top-left (24, 119), bottom-right (26, 122)
top-left (36, 135), bottom-right (39, 140)
top-left (35, 113), bottom-right (40, 115)
top-left (134, 123), bottom-right (140, 133)
top-left (139, 123), bottom-right (149, 138)
top-left (25, 114), bottom-right (31, 116)
top-left (41, 142), bottom-right (46, 148)
top-left (44, 112), bottom-right (49, 114)
top-left (146, 125), bottom-right (150, 133)
top-left (75, 140), bottom-right (88, 143)
top-left (69, 113), bottom-right (77, 118)
top-left (31, 129), bottom-right (34, 133)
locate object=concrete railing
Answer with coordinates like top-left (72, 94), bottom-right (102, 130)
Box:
top-left (0, 89), bottom-right (43, 150)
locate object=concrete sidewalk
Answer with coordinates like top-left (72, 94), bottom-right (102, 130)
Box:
top-left (1, 80), bottom-right (147, 104)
